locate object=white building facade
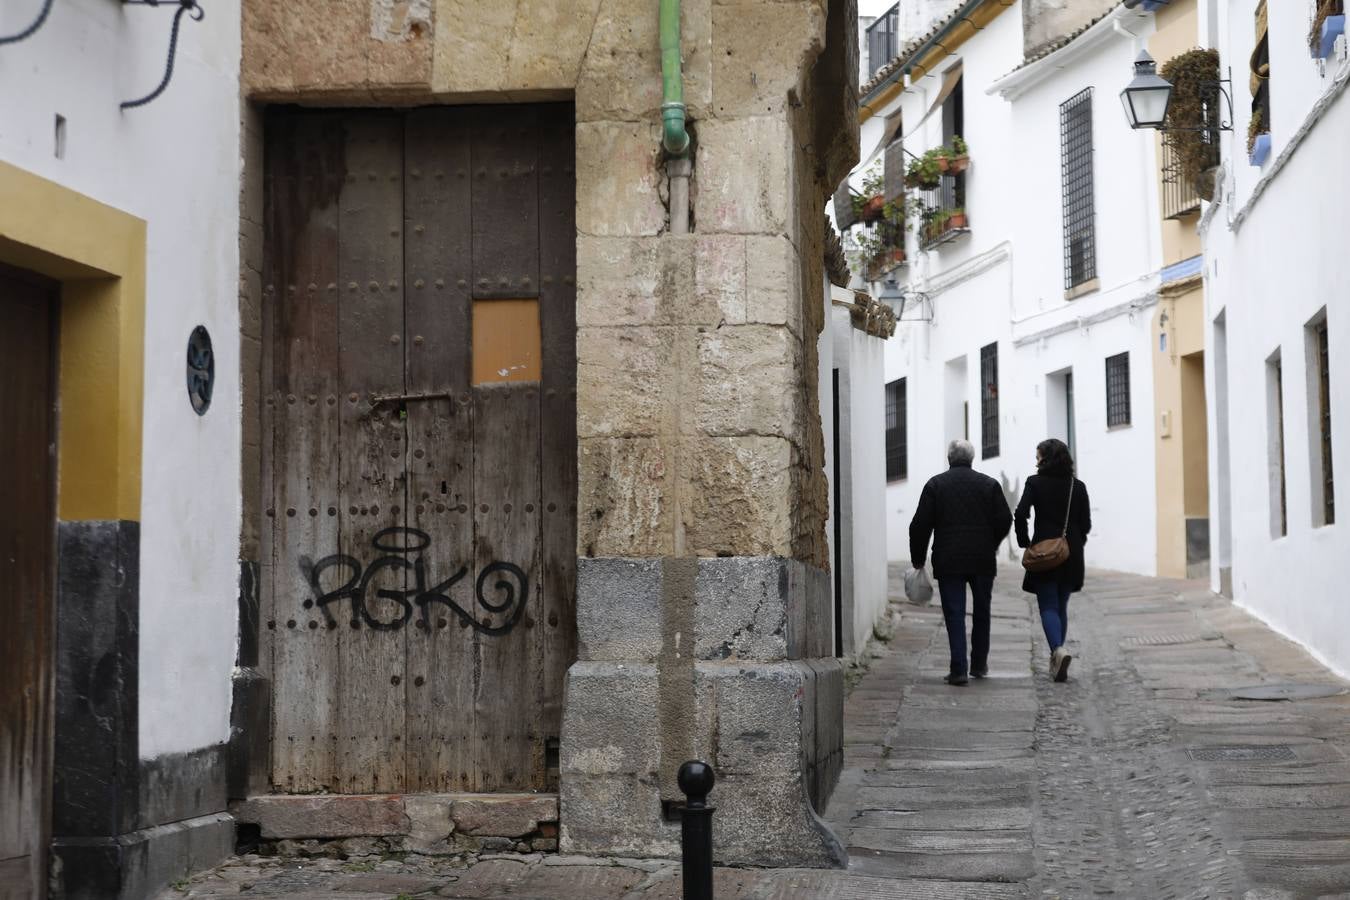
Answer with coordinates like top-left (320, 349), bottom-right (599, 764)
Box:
top-left (1200, 0), bottom-right (1350, 676)
top-left (0, 0), bottom-right (242, 895)
top-left (844, 0), bottom-right (1182, 577)
top-left (819, 251), bottom-right (894, 659)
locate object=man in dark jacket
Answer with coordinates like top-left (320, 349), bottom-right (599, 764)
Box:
top-left (909, 440), bottom-right (1014, 685)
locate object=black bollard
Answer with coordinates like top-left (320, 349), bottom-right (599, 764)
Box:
top-left (678, 760), bottom-right (716, 900)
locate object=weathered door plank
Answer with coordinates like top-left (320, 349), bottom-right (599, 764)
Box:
top-left (264, 111), bottom-right (344, 792)
top-left (403, 108), bottom-right (477, 792)
top-left (470, 109), bottom-right (544, 791)
top-left (536, 105), bottom-right (579, 789)
top-left (0, 269), bottom-right (56, 900)
top-left (471, 109), bottom-right (541, 301)
top-left (336, 113), bottom-right (409, 794)
top-left (471, 385), bottom-right (541, 791)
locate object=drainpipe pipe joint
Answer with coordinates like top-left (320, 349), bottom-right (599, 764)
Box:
top-left (662, 102), bottom-right (690, 157)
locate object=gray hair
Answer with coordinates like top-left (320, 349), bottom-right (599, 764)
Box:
top-left (947, 439), bottom-right (975, 467)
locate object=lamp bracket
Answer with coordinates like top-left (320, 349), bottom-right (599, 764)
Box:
top-left (1160, 69), bottom-right (1236, 139)
top-left (120, 0), bottom-right (204, 110)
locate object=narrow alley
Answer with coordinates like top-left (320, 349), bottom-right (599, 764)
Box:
top-left (162, 570), bottom-right (1350, 899)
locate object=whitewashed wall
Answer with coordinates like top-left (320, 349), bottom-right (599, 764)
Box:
top-left (864, 1), bottom-right (1167, 577)
top-left (833, 298), bottom-right (890, 655)
top-left (1200, 0), bottom-right (1350, 676)
top-left (0, 0), bottom-right (242, 757)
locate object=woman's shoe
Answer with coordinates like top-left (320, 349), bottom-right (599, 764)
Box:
top-left (944, 672), bottom-right (969, 686)
top-left (1051, 647), bottom-right (1073, 682)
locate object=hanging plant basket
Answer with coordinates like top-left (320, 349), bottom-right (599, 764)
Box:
top-left (1159, 49), bottom-right (1222, 186)
top-left (946, 155), bottom-right (970, 175)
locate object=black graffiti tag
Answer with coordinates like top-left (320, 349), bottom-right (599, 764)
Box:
top-left (298, 527), bottom-right (528, 635)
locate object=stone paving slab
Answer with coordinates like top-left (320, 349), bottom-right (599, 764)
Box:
top-left (850, 806), bottom-right (1033, 831)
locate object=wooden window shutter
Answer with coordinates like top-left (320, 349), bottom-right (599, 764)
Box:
top-left (884, 139), bottom-right (906, 203)
top-left (834, 181), bottom-right (856, 230)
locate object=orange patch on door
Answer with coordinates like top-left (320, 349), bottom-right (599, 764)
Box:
top-left (472, 298), bottom-right (542, 385)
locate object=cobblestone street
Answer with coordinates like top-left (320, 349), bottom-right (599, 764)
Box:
top-left (161, 570), bottom-right (1350, 899)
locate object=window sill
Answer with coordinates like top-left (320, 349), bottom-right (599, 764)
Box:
top-left (1107, 422), bottom-right (1132, 432)
top-left (1064, 278), bottom-right (1100, 301)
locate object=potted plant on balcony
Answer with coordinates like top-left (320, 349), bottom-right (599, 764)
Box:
top-left (945, 136), bottom-right (970, 174)
top-left (851, 161), bottom-right (888, 223)
top-left (946, 207), bottom-right (968, 229)
top-left (919, 207), bottom-right (946, 244)
top-left (905, 151), bottom-right (942, 189)
top-left (1247, 108), bottom-right (1271, 166)
top-left (1310, 0), bottom-right (1345, 59)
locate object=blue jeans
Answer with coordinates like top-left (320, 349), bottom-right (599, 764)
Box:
top-left (1036, 583), bottom-right (1073, 651)
top-left (937, 575), bottom-right (994, 676)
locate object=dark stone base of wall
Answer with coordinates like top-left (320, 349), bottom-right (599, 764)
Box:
top-left (52, 744), bottom-right (232, 900)
top-left (53, 814), bottom-right (233, 900)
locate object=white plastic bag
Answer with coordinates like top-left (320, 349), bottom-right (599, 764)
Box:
top-left (904, 566), bottom-right (934, 605)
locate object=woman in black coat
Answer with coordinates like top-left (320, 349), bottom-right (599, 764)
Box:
top-left (1015, 439), bottom-right (1091, 682)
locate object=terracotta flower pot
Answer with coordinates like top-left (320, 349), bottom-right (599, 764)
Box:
top-left (935, 156), bottom-right (951, 173)
top-left (947, 155), bottom-right (970, 174)
top-left (947, 212), bottom-right (968, 229)
top-left (861, 195), bottom-right (885, 221)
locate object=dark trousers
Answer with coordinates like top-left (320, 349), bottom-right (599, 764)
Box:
top-left (1035, 582), bottom-right (1073, 650)
top-left (937, 574), bottom-right (994, 676)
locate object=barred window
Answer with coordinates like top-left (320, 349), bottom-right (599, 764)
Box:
top-left (886, 378), bottom-right (907, 482)
top-left (1060, 88), bottom-right (1097, 291)
top-left (1106, 352), bottom-right (1131, 427)
top-left (1313, 318), bottom-right (1334, 525)
top-left (980, 343), bottom-right (999, 459)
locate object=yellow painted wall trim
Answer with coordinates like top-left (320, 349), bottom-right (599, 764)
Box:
top-left (861, 0), bottom-right (1015, 124)
top-left (0, 161), bottom-right (145, 522)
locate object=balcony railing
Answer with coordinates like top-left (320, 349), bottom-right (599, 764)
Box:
top-left (914, 172), bottom-right (968, 249)
top-left (1160, 136), bottom-right (1202, 220)
top-left (866, 3), bottom-right (900, 78)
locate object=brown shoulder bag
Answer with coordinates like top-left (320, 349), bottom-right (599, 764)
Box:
top-left (1022, 479), bottom-right (1074, 573)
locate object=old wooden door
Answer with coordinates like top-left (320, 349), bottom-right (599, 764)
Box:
top-left (262, 106), bottom-right (576, 794)
top-left (0, 267), bottom-right (56, 898)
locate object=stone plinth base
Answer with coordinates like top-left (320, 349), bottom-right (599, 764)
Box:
top-left (559, 557), bottom-right (845, 868)
top-left (229, 793), bottom-right (559, 854)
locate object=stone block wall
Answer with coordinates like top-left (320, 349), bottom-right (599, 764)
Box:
top-left (561, 558), bottom-right (844, 867)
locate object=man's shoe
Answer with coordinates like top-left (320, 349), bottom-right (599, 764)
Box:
top-left (944, 672), bottom-right (969, 686)
top-left (1051, 647), bottom-right (1073, 682)
top-left (970, 666), bottom-right (988, 679)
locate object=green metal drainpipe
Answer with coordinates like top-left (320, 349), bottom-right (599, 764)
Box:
top-left (660, 0), bottom-right (690, 157)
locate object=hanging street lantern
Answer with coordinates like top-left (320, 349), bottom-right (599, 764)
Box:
top-left (877, 277), bottom-right (905, 316)
top-left (1120, 50), bottom-right (1174, 130)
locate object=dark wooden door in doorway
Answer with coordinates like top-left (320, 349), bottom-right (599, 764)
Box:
top-left (0, 268), bottom-right (57, 899)
top-left (262, 106), bottom-right (577, 795)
